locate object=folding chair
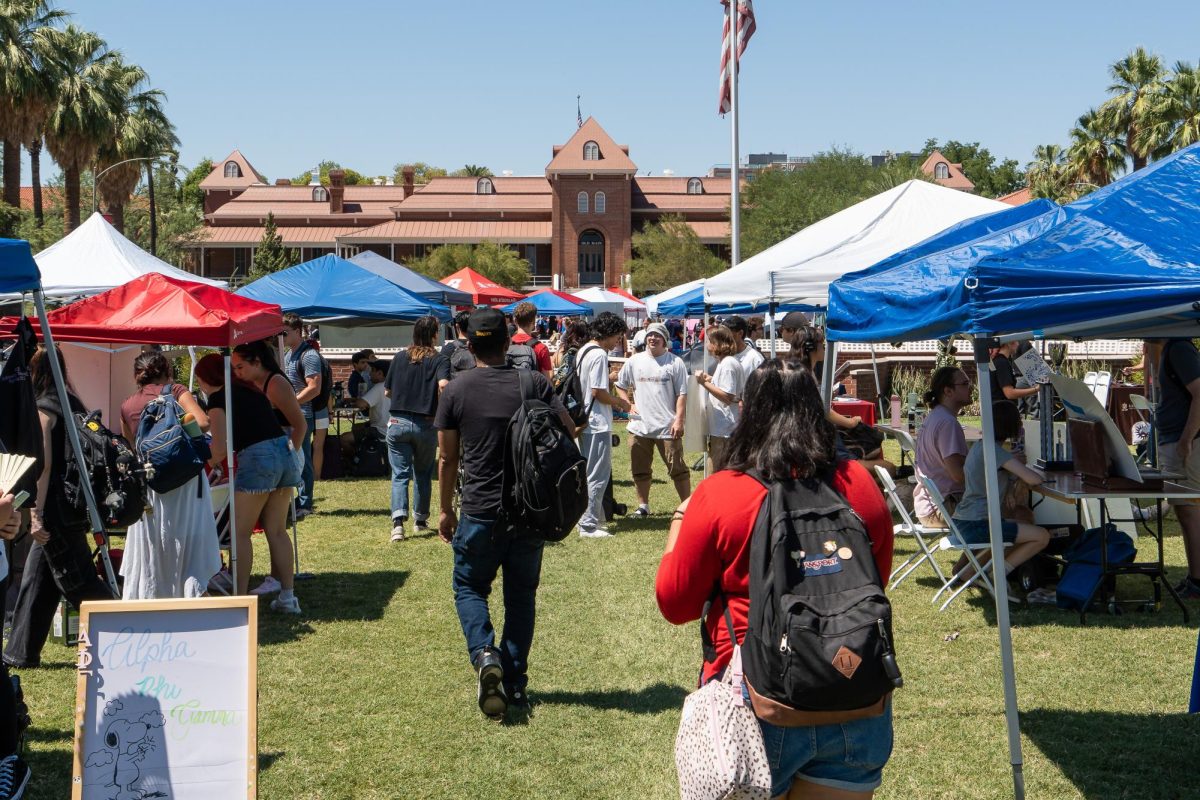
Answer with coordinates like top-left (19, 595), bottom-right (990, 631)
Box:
top-left (889, 427), bottom-right (919, 475)
top-left (918, 474), bottom-right (1011, 611)
top-left (874, 465), bottom-right (947, 591)
top-left (1083, 370), bottom-right (1113, 407)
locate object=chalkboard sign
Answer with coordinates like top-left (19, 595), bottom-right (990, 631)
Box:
top-left (71, 597), bottom-right (258, 799)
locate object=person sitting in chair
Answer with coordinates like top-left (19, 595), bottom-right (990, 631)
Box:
top-left (350, 360), bottom-right (390, 440)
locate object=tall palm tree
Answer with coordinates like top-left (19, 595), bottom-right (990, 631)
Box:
top-left (27, 131), bottom-right (44, 225)
top-left (96, 56), bottom-right (177, 233)
top-left (0, 0), bottom-right (69, 209)
top-left (43, 25), bottom-right (121, 232)
top-left (1138, 60), bottom-right (1200, 156)
top-left (1098, 47), bottom-right (1167, 171)
top-left (1027, 144), bottom-right (1071, 202)
top-left (1067, 108), bottom-right (1127, 189)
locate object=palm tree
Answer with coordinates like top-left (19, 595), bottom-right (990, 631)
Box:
top-left (96, 56), bottom-right (177, 234)
top-left (43, 25), bottom-right (121, 232)
top-left (28, 131), bottom-right (44, 225)
top-left (1098, 47), bottom-right (1167, 171)
top-left (1138, 60), bottom-right (1200, 156)
top-left (1027, 144), bottom-right (1071, 202)
top-left (1067, 108), bottom-right (1126, 189)
top-left (457, 164), bottom-right (493, 177)
top-left (0, 0), bottom-right (69, 209)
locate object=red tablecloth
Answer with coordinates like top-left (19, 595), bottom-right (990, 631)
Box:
top-left (832, 399), bottom-right (877, 426)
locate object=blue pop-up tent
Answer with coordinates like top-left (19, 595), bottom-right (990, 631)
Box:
top-left (0, 238), bottom-right (40, 294)
top-left (237, 254), bottom-right (450, 322)
top-left (348, 250), bottom-right (473, 307)
top-left (500, 289), bottom-right (591, 317)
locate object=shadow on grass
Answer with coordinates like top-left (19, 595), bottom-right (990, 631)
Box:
top-left (1022, 708), bottom-right (1200, 800)
top-left (257, 570), bottom-right (409, 645)
top-left (258, 750), bottom-right (285, 772)
top-left (534, 681), bottom-right (686, 714)
top-left (24, 726), bottom-right (72, 743)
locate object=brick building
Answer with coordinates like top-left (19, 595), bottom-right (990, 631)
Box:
top-left (189, 118), bottom-right (731, 288)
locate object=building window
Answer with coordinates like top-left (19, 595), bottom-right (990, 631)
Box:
top-left (578, 230), bottom-right (605, 286)
top-left (934, 162), bottom-right (950, 180)
top-left (577, 191), bottom-right (588, 213)
top-left (224, 161), bottom-right (242, 179)
top-left (312, 187), bottom-right (328, 202)
top-left (233, 247), bottom-right (248, 274)
top-left (477, 177), bottom-right (494, 194)
top-left (583, 141), bottom-right (600, 161)
top-left (594, 191), bottom-right (606, 214)
top-left (687, 177), bottom-right (703, 194)
top-left (525, 244), bottom-right (538, 270)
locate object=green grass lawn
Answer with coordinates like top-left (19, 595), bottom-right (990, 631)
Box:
top-left (17, 424), bottom-right (1200, 799)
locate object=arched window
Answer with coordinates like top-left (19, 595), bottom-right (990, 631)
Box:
top-left (577, 191), bottom-right (589, 213)
top-left (223, 161), bottom-right (242, 179)
top-left (477, 177), bottom-right (494, 194)
top-left (687, 177), bottom-right (703, 194)
top-left (583, 141), bottom-right (600, 161)
top-left (594, 191), bottom-right (606, 214)
top-left (934, 162), bottom-right (950, 180)
top-left (312, 186), bottom-right (328, 202)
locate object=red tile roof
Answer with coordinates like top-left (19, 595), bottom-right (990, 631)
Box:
top-left (208, 202), bottom-right (396, 221)
top-left (393, 194), bottom-right (552, 212)
top-left (633, 176), bottom-right (732, 194)
top-left (684, 221), bottom-right (731, 242)
top-left (546, 117), bottom-right (637, 175)
top-left (416, 176), bottom-right (550, 194)
top-left (997, 187), bottom-right (1033, 206)
top-left (339, 220), bottom-right (552, 244)
top-left (194, 226), bottom-right (366, 246)
top-left (920, 150), bottom-right (975, 192)
top-left (17, 186), bottom-right (63, 210)
top-left (200, 149), bottom-right (267, 190)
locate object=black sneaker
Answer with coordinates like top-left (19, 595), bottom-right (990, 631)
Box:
top-left (1174, 576), bottom-right (1200, 600)
top-left (473, 649), bottom-right (507, 719)
top-left (0, 754), bottom-right (31, 800)
top-left (506, 685), bottom-right (530, 710)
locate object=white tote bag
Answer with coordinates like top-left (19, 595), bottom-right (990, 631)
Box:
top-left (674, 644), bottom-right (771, 800)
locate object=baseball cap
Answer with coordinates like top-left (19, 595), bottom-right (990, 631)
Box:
top-left (780, 311), bottom-right (812, 330)
top-left (467, 307), bottom-right (507, 341)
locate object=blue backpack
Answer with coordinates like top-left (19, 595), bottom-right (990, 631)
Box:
top-left (136, 384), bottom-right (210, 494)
top-left (1056, 524), bottom-right (1136, 610)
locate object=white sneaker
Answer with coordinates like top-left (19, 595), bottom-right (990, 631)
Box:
top-left (580, 527), bottom-right (614, 539)
top-left (250, 576), bottom-right (282, 596)
top-left (390, 525), bottom-right (406, 542)
top-left (633, 505), bottom-right (649, 517)
top-left (269, 595), bottom-right (302, 614)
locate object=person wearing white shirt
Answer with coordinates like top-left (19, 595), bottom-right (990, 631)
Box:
top-left (724, 315), bottom-right (764, 380)
top-left (616, 323), bottom-right (690, 516)
top-left (352, 360), bottom-right (390, 438)
top-left (694, 325), bottom-right (746, 471)
top-left (577, 312), bottom-right (630, 538)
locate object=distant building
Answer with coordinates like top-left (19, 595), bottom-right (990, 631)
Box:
top-left (712, 148), bottom-right (978, 193)
top-left (187, 119), bottom-right (731, 289)
top-left (997, 187), bottom-right (1033, 206)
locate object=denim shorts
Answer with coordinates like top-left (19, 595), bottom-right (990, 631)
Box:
top-left (758, 702), bottom-right (893, 796)
top-left (953, 518), bottom-right (1019, 545)
top-left (314, 407), bottom-right (330, 430)
top-left (237, 435), bottom-right (302, 493)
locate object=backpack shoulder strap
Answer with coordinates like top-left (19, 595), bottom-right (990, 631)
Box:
top-left (517, 367), bottom-right (534, 405)
top-left (699, 588), bottom-right (739, 664)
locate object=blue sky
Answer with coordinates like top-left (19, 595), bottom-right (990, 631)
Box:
top-left (22, 0), bottom-right (1200, 183)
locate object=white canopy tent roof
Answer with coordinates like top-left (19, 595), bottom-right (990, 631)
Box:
top-left (10, 212), bottom-right (225, 300)
top-left (572, 286), bottom-right (645, 313)
top-left (703, 180), bottom-right (1007, 308)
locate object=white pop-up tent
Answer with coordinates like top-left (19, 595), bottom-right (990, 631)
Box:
top-left (703, 180), bottom-right (1007, 308)
top-left (8, 212), bottom-right (226, 300)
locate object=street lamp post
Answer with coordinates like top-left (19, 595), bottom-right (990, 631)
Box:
top-left (92, 153), bottom-right (173, 252)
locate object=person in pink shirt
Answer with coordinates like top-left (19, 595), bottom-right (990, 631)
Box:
top-left (912, 366), bottom-right (972, 529)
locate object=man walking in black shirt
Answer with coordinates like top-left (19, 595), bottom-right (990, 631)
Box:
top-left (435, 308), bottom-right (571, 718)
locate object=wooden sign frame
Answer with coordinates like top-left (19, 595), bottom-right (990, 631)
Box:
top-left (71, 596), bottom-right (258, 799)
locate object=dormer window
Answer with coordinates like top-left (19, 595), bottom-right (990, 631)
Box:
top-left (934, 162), bottom-right (950, 180)
top-left (583, 141), bottom-right (600, 161)
top-left (577, 191), bottom-right (589, 213)
top-left (223, 161), bottom-right (242, 178)
top-left (687, 177), bottom-right (703, 194)
top-left (312, 187), bottom-right (328, 202)
top-left (594, 191), bottom-right (606, 214)
top-left (477, 177), bottom-right (494, 194)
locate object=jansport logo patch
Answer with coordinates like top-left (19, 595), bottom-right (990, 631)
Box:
top-left (802, 555), bottom-right (842, 576)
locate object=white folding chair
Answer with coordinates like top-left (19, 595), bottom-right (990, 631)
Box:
top-left (918, 474), bottom-right (1011, 611)
top-left (874, 465), bottom-right (947, 592)
top-left (1083, 370), bottom-right (1112, 407)
top-left (889, 427), bottom-right (919, 478)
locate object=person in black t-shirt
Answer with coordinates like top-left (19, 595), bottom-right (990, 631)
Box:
top-left (989, 341), bottom-right (1038, 405)
top-left (440, 310), bottom-right (476, 377)
top-left (435, 308), bottom-right (570, 719)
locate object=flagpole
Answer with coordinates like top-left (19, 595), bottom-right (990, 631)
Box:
top-left (729, 0), bottom-right (741, 268)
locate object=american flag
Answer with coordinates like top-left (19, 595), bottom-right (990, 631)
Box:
top-left (718, 0), bottom-right (756, 115)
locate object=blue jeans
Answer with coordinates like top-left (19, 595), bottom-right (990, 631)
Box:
top-left (298, 414), bottom-right (315, 511)
top-left (386, 413), bottom-right (436, 523)
top-left (452, 514), bottom-right (544, 692)
top-left (759, 702), bottom-right (893, 796)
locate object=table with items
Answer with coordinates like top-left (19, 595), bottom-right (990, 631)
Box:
top-left (1032, 472), bottom-right (1196, 623)
top-left (831, 398), bottom-right (877, 426)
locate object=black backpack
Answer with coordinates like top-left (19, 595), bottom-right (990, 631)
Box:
top-left (741, 472), bottom-right (902, 712)
top-left (351, 428), bottom-right (389, 478)
top-left (311, 350), bottom-right (334, 413)
top-left (502, 370), bottom-right (588, 541)
top-left (446, 340), bottom-right (476, 376)
top-left (551, 344), bottom-right (599, 427)
top-left (506, 342), bottom-right (538, 371)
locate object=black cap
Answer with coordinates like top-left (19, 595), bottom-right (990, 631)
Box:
top-left (780, 311), bottom-right (812, 330)
top-left (467, 307), bottom-right (506, 342)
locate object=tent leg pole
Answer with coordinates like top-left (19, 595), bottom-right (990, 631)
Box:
top-left (820, 339), bottom-right (836, 406)
top-left (703, 309), bottom-right (711, 479)
top-left (974, 339), bottom-right (1026, 800)
top-left (34, 289), bottom-right (118, 597)
top-left (870, 344), bottom-right (882, 418)
top-left (225, 355), bottom-right (239, 595)
top-left (769, 302), bottom-right (777, 358)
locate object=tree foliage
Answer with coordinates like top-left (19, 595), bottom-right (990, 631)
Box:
top-left (178, 157), bottom-right (212, 209)
top-left (627, 214), bottom-right (725, 294)
top-left (392, 162), bottom-right (448, 185)
top-left (250, 213), bottom-right (296, 280)
top-left (451, 164), bottom-right (493, 177)
top-left (292, 160), bottom-right (369, 186)
top-left (409, 241), bottom-right (529, 290)
top-left (920, 139), bottom-right (1025, 198)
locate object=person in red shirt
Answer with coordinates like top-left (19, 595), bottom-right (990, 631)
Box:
top-left (656, 360), bottom-right (895, 800)
top-left (510, 302), bottom-right (553, 379)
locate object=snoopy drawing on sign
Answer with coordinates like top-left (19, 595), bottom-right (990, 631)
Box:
top-left (85, 699), bottom-right (168, 799)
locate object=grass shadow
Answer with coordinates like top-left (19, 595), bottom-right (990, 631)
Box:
top-left (257, 570), bottom-right (409, 645)
top-left (1022, 708), bottom-right (1200, 800)
top-left (306, 507), bottom-right (388, 518)
top-left (534, 681), bottom-right (686, 714)
top-left (258, 750), bottom-right (285, 773)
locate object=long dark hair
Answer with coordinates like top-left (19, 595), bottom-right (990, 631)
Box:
top-left (232, 339), bottom-right (283, 375)
top-left (924, 366), bottom-right (964, 408)
top-left (723, 362), bottom-right (837, 481)
top-left (561, 320), bottom-right (591, 352)
top-left (409, 316), bottom-right (440, 363)
top-left (30, 345), bottom-right (76, 401)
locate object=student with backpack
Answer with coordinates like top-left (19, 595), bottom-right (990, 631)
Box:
top-left (576, 312), bottom-right (630, 538)
top-left (118, 351), bottom-right (221, 600)
top-left (509, 301), bottom-right (553, 378)
top-left (282, 314), bottom-right (322, 518)
top-left (435, 308), bottom-right (573, 719)
top-left (441, 310), bottom-right (477, 378)
top-left (656, 361), bottom-right (896, 800)
top-left (5, 347), bottom-right (115, 670)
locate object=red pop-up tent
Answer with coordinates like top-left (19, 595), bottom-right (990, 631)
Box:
top-left (439, 267), bottom-right (523, 306)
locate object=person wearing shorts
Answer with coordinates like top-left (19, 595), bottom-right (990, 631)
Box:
top-left (1156, 338), bottom-right (1200, 598)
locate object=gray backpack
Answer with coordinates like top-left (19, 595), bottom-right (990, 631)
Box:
top-left (506, 343), bottom-right (538, 371)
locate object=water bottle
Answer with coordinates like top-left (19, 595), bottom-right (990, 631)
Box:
top-left (181, 412), bottom-right (202, 438)
top-left (890, 395), bottom-right (902, 428)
